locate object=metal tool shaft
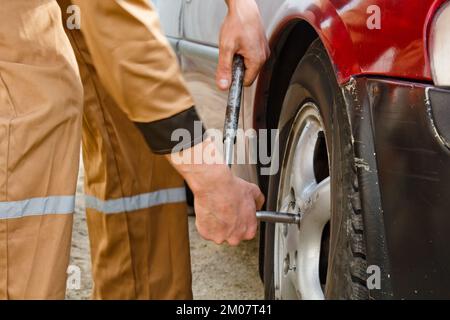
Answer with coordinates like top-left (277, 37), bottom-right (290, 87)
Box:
top-left (257, 211), bottom-right (301, 225)
top-left (223, 55), bottom-right (301, 225)
top-left (223, 55), bottom-right (245, 167)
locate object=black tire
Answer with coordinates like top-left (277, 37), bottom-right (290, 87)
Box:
top-left (263, 39), bottom-right (369, 300)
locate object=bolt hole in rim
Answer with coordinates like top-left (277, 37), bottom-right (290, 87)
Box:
top-left (274, 102), bottom-right (331, 300)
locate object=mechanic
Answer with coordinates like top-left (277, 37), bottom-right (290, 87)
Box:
top-left (0, 0), bottom-right (269, 299)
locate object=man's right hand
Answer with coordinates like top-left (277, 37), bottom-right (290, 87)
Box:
top-left (217, 0), bottom-right (269, 90)
top-left (167, 139), bottom-right (265, 246)
top-left (191, 168), bottom-right (264, 246)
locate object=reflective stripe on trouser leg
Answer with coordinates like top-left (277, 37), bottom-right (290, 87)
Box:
top-left (0, 1), bottom-right (83, 299)
top-left (63, 15), bottom-right (193, 299)
top-left (84, 188), bottom-right (186, 215)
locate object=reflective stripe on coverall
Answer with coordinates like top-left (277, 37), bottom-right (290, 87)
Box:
top-left (0, 0), bottom-right (200, 299)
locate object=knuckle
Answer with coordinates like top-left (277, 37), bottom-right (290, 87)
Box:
top-left (196, 222), bottom-right (213, 241)
top-left (198, 229), bottom-right (210, 240)
top-left (240, 223), bottom-right (248, 235)
top-left (228, 238), bottom-right (240, 246)
top-left (199, 230), bottom-right (212, 241)
top-left (245, 228), bottom-right (257, 240)
top-left (244, 220), bottom-right (257, 239)
top-left (212, 234), bottom-right (226, 245)
top-left (248, 218), bottom-right (257, 231)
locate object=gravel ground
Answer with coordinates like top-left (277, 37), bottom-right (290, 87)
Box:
top-left (66, 164), bottom-right (263, 300)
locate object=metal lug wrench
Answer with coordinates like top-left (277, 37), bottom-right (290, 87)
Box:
top-left (223, 55), bottom-right (300, 225)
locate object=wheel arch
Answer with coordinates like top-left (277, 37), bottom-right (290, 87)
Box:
top-left (253, 3), bottom-right (361, 135)
top-left (254, 19), bottom-right (317, 132)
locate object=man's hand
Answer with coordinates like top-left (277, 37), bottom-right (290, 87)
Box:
top-left (192, 168), bottom-right (264, 246)
top-left (167, 139), bottom-right (265, 246)
top-left (217, 0), bottom-right (270, 90)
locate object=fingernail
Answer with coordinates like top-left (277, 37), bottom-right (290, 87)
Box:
top-left (219, 79), bottom-right (229, 89)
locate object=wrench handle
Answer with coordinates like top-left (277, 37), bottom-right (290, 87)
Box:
top-left (223, 55), bottom-right (245, 167)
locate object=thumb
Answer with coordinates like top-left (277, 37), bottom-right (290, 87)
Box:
top-left (251, 185), bottom-right (265, 210)
top-left (216, 44), bottom-right (234, 91)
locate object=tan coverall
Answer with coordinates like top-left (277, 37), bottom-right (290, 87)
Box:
top-left (0, 0), bottom-right (200, 299)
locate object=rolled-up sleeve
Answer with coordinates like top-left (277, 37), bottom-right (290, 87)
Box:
top-left (73, 0), bottom-right (203, 153)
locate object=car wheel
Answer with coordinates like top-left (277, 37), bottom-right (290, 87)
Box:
top-left (263, 40), bottom-right (369, 300)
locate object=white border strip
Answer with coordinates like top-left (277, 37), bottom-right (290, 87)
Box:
top-left (0, 195), bottom-right (75, 220)
top-left (84, 187), bottom-right (186, 214)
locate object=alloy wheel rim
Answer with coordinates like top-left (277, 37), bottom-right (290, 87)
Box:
top-left (274, 102), bottom-right (331, 300)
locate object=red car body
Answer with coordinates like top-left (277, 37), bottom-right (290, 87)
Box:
top-left (267, 0), bottom-right (445, 84)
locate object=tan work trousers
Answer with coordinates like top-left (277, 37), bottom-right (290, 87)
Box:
top-left (0, 0), bottom-right (192, 299)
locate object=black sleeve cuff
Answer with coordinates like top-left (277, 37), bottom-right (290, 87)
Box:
top-left (134, 106), bottom-right (205, 155)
